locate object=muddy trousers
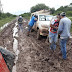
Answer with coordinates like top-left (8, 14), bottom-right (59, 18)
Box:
top-left (49, 32), bottom-right (58, 50)
top-left (27, 25), bottom-right (32, 36)
top-left (18, 24), bottom-right (23, 32)
top-left (60, 38), bottom-right (68, 59)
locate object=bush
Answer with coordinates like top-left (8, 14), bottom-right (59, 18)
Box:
top-left (30, 4), bottom-right (49, 13)
top-left (20, 13), bottom-right (31, 19)
top-left (66, 11), bottom-right (72, 17)
top-left (12, 15), bottom-right (17, 17)
top-left (69, 17), bottom-right (72, 32)
top-left (52, 11), bottom-right (62, 15)
top-left (0, 12), bottom-right (16, 20)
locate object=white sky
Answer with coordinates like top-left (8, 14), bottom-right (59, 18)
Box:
top-left (1, 0), bottom-right (72, 15)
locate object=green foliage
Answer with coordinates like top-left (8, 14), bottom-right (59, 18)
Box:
top-left (70, 22), bottom-right (72, 32)
top-left (30, 4), bottom-right (49, 13)
top-left (56, 6), bottom-right (64, 11)
top-left (56, 6), bottom-right (72, 12)
top-left (66, 11), bottom-right (72, 16)
top-left (50, 8), bottom-right (55, 14)
top-left (0, 16), bottom-right (16, 27)
top-left (20, 12), bottom-right (31, 19)
top-left (0, 12), bottom-right (16, 28)
top-left (70, 3), bottom-right (72, 5)
top-left (69, 17), bottom-right (72, 32)
top-left (12, 15), bottom-right (17, 17)
top-left (0, 12), bottom-right (7, 18)
top-left (0, 12), bottom-right (17, 20)
top-left (52, 11), bottom-right (62, 15)
top-left (54, 3), bottom-right (72, 16)
top-left (6, 13), bottom-right (12, 17)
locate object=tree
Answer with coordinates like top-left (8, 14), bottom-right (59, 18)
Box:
top-left (56, 6), bottom-right (64, 11)
top-left (66, 11), bottom-right (72, 16)
top-left (70, 3), bottom-right (72, 5)
top-left (50, 8), bottom-right (55, 14)
top-left (6, 13), bottom-right (12, 17)
top-left (30, 4), bottom-right (49, 13)
top-left (20, 12), bottom-right (31, 19)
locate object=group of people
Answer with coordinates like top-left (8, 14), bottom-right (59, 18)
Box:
top-left (49, 12), bottom-right (71, 60)
top-left (18, 15), bottom-right (38, 35)
top-left (18, 12), bottom-right (71, 60)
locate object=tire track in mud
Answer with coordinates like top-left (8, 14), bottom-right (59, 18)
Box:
top-left (0, 20), bottom-right (16, 52)
top-left (17, 20), bottom-right (72, 72)
top-left (29, 31), bottom-right (72, 72)
top-left (12, 22), bottom-right (20, 72)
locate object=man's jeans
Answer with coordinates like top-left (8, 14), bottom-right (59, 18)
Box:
top-left (49, 32), bottom-right (58, 50)
top-left (60, 38), bottom-right (68, 59)
top-left (28, 25), bottom-right (32, 32)
top-left (18, 24), bottom-right (23, 32)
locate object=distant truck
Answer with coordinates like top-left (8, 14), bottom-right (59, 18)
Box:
top-left (31, 10), bottom-right (53, 39)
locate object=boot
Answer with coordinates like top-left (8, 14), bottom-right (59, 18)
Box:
top-left (27, 31), bottom-right (30, 36)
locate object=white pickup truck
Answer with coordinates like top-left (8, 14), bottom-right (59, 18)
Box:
top-left (32, 14), bottom-right (53, 39)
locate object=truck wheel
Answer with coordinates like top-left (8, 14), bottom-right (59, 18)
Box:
top-left (31, 29), bottom-right (34, 32)
top-left (37, 29), bottom-right (41, 40)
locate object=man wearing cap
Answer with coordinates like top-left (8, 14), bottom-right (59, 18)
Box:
top-left (58, 12), bottom-right (71, 60)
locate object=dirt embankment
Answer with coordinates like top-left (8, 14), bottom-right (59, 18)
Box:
top-left (0, 20), bottom-right (16, 52)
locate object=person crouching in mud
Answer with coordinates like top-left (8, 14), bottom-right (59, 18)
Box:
top-left (27, 15), bottom-right (38, 36)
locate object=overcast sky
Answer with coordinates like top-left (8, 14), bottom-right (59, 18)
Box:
top-left (1, 0), bottom-right (72, 15)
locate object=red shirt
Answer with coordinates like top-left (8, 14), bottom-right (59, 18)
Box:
top-left (50, 20), bottom-right (59, 33)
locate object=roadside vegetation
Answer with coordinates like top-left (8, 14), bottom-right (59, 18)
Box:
top-left (20, 13), bottom-right (31, 20)
top-left (20, 3), bottom-right (72, 18)
top-left (20, 3), bottom-right (72, 31)
top-left (0, 12), bottom-right (16, 27)
top-left (69, 17), bottom-right (72, 32)
top-left (0, 16), bottom-right (16, 27)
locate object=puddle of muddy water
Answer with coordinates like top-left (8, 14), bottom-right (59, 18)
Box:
top-left (70, 36), bottom-right (72, 38)
top-left (12, 22), bottom-right (19, 72)
top-left (25, 27), bottom-right (28, 29)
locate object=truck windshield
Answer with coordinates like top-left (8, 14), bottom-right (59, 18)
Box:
top-left (39, 15), bottom-right (46, 21)
top-left (46, 15), bottom-right (53, 21)
top-left (39, 15), bottom-right (53, 21)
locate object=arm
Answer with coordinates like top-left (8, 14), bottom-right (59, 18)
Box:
top-left (58, 19), bottom-right (64, 34)
top-left (50, 20), bottom-right (58, 30)
top-left (50, 24), bottom-right (58, 30)
top-left (34, 18), bottom-right (37, 21)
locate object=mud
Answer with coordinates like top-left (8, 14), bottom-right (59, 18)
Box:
top-left (0, 19), bottom-right (72, 72)
top-left (0, 20), bottom-right (16, 52)
top-left (17, 20), bottom-right (72, 72)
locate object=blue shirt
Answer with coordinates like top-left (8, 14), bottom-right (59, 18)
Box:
top-left (58, 17), bottom-right (71, 39)
top-left (28, 16), bottom-right (36, 26)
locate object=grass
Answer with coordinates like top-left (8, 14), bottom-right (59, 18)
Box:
top-left (0, 16), bottom-right (16, 27)
top-left (23, 16), bottom-right (30, 20)
top-left (69, 17), bottom-right (72, 32)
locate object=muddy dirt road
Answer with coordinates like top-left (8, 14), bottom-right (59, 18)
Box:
top-left (0, 19), bottom-right (72, 72)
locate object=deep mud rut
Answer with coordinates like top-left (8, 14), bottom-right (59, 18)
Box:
top-left (0, 19), bottom-right (72, 72)
top-left (0, 20), bottom-right (16, 52)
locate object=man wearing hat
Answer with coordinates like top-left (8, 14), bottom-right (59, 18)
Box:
top-left (58, 12), bottom-right (71, 60)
